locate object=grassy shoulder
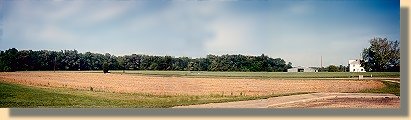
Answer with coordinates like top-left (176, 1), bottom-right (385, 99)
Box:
top-left (0, 81), bottom-right (311, 108)
top-left (358, 81), bottom-right (400, 96)
top-left (107, 70), bottom-right (400, 78)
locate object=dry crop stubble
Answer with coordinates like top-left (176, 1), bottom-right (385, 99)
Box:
top-left (0, 72), bottom-right (385, 96)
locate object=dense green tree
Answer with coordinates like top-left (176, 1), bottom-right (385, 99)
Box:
top-left (339, 65), bottom-right (348, 72)
top-left (362, 37), bottom-right (400, 72)
top-left (326, 65), bottom-right (339, 72)
top-left (102, 62), bottom-right (109, 73)
top-left (0, 48), bottom-right (18, 71)
top-left (323, 65), bottom-right (347, 72)
top-left (117, 56), bottom-right (126, 73)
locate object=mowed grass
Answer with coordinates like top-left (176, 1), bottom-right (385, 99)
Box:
top-left (0, 81), bottom-right (311, 108)
top-left (105, 70), bottom-right (400, 78)
top-left (359, 81), bottom-right (400, 96)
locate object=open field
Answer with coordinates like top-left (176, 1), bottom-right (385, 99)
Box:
top-left (0, 71), bottom-right (386, 96)
top-left (108, 70), bottom-right (400, 79)
top-left (0, 71), bottom-right (400, 108)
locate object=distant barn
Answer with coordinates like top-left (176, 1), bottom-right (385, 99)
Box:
top-left (287, 67), bottom-right (318, 72)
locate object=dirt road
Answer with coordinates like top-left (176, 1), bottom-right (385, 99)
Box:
top-left (173, 93), bottom-right (400, 108)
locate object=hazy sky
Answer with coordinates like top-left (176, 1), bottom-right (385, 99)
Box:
top-left (0, 0), bottom-right (400, 67)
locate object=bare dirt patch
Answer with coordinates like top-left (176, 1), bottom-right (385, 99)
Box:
top-left (0, 72), bottom-right (385, 96)
top-left (174, 93), bottom-right (400, 108)
top-left (273, 97), bottom-right (400, 108)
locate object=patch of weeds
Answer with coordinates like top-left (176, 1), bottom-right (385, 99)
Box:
top-left (359, 81), bottom-right (400, 96)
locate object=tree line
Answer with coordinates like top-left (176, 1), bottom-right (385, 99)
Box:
top-left (0, 48), bottom-right (292, 72)
top-left (0, 37), bottom-right (399, 72)
top-left (323, 65), bottom-right (349, 72)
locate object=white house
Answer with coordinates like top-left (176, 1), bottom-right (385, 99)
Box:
top-left (348, 59), bottom-right (366, 72)
top-left (287, 66), bottom-right (318, 72)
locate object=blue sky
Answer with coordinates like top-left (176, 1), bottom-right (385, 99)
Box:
top-left (0, 0), bottom-right (400, 67)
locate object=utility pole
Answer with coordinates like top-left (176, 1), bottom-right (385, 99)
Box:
top-left (320, 56), bottom-right (323, 72)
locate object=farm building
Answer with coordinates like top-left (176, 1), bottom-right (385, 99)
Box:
top-left (348, 59), bottom-right (366, 72)
top-left (287, 67), bottom-right (318, 72)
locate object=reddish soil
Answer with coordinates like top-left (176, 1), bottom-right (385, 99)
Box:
top-left (273, 97), bottom-right (400, 108)
top-left (175, 93), bottom-right (400, 108)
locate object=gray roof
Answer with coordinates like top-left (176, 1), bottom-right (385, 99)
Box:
top-left (288, 67), bottom-right (318, 70)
